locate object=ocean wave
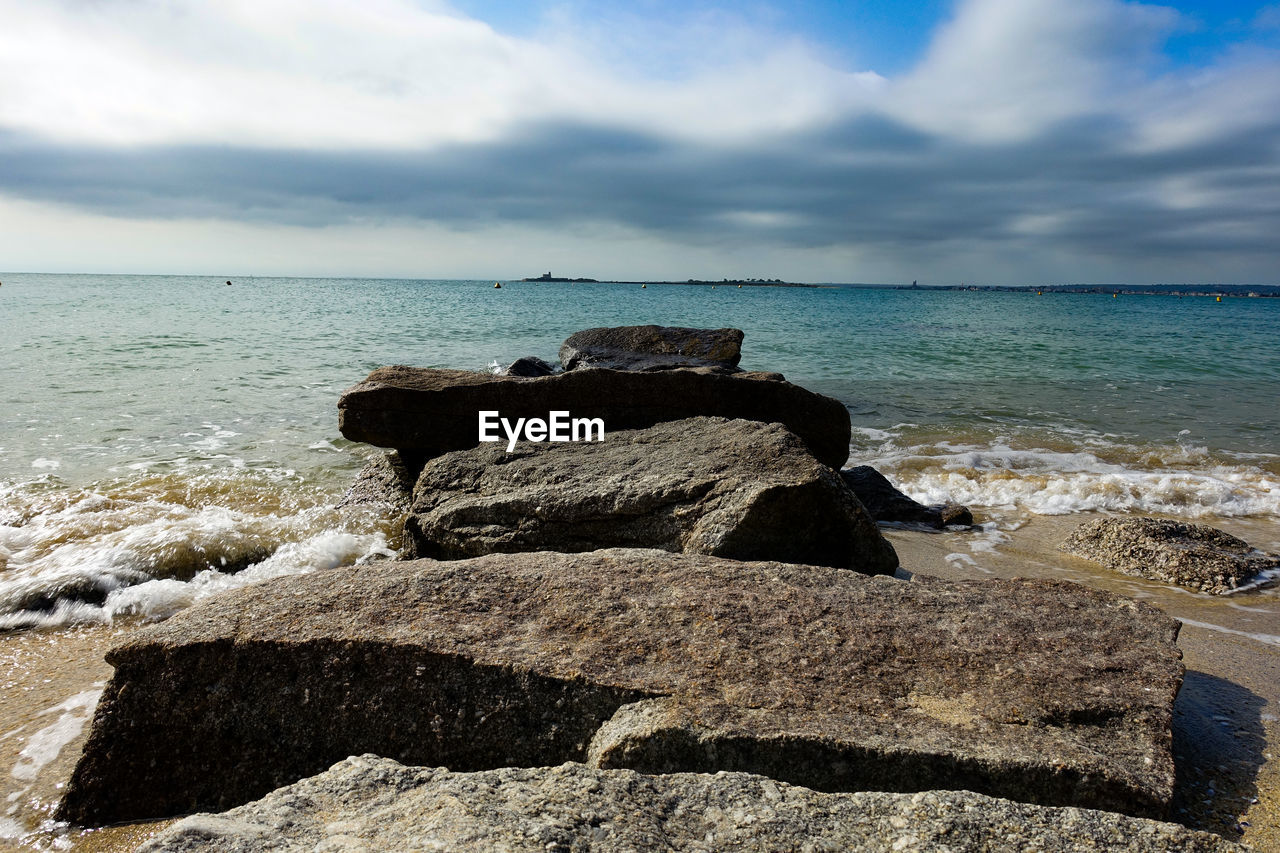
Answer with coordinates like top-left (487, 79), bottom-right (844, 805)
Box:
top-left (852, 428), bottom-right (1280, 519)
top-left (0, 469), bottom-right (398, 630)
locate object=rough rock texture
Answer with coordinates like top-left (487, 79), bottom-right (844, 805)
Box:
top-left (140, 757), bottom-right (1245, 853)
top-left (1062, 516), bottom-right (1280, 594)
top-left (559, 325), bottom-right (744, 372)
top-left (338, 366), bottom-right (851, 469)
top-left (502, 356), bottom-right (556, 377)
top-left (405, 417), bottom-right (897, 574)
top-left (58, 549), bottom-right (1183, 826)
top-left (335, 450), bottom-right (416, 513)
top-left (840, 466), bottom-right (974, 529)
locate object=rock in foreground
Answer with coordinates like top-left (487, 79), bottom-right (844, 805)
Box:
top-left (559, 325), bottom-right (743, 372)
top-left (1062, 516), bottom-right (1280, 594)
top-left (338, 366), bottom-right (851, 468)
top-left (59, 549), bottom-right (1182, 825)
top-left (141, 757), bottom-right (1245, 853)
top-left (406, 417), bottom-right (897, 573)
top-left (840, 466), bottom-right (974, 529)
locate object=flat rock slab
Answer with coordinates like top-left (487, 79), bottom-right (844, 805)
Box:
top-left (140, 757), bottom-right (1243, 853)
top-left (1062, 516), bottom-right (1280, 594)
top-left (559, 325), bottom-right (744, 372)
top-left (405, 417), bottom-right (897, 573)
top-left (59, 549), bottom-right (1183, 826)
top-left (337, 366), bottom-right (851, 469)
top-left (840, 466), bottom-right (974, 529)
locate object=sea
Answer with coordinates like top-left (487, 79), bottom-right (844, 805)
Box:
top-left (2, 273), bottom-right (1278, 632)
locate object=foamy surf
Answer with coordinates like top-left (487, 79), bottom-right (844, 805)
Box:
top-left (0, 468), bottom-right (397, 630)
top-left (853, 426), bottom-right (1280, 519)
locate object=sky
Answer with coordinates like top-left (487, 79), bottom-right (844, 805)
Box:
top-left (1, 0), bottom-right (1279, 284)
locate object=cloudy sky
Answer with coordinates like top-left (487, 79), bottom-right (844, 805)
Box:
top-left (2, 0), bottom-right (1279, 284)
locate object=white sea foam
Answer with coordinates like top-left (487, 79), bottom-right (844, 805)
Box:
top-left (10, 689), bottom-right (102, 783)
top-left (0, 530), bottom-right (393, 630)
top-left (857, 433), bottom-right (1280, 518)
top-left (1178, 618), bottom-right (1280, 648)
top-left (0, 469), bottom-right (396, 630)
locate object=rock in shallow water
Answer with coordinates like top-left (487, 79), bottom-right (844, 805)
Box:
top-left (58, 549), bottom-right (1182, 825)
top-left (502, 355), bottom-right (556, 377)
top-left (840, 466), bottom-right (974, 529)
top-left (559, 324), bottom-right (744, 372)
top-left (140, 756), bottom-right (1244, 853)
top-left (1062, 516), bottom-right (1280, 594)
top-left (405, 417), bottom-right (897, 573)
top-left (336, 365), bottom-right (852, 469)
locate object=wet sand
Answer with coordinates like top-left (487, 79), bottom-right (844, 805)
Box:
top-left (1, 513), bottom-right (1276, 851)
top-left (0, 625), bottom-right (175, 851)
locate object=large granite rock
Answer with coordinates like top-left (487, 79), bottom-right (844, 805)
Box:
top-left (405, 417), bottom-right (897, 573)
top-left (338, 366), bottom-right (851, 469)
top-left (840, 466), bottom-right (974, 529)
top-left (140, 757), bottom-right (1245, 853)
top-left (1062, 516), bottom-right (1280, 595)
top-left (559, 325), bottom-right (743, 372)
top-left (58, 549), bottom-right (1183, 826)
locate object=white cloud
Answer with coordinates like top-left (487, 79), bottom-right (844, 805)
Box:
top-left (889, 0), bottom-right (1180, 142)
top-left (0, 0), bottom-right (880, 149)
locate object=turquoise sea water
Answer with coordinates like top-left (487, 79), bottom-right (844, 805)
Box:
top-left (2, 273), bottom-right (1278, 626)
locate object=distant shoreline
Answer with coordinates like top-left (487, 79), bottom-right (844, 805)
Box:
top-left (515, 274), bottom-right (1276, 295)
top-left (886, 283), bottom-right (1280, 297)
top-left (519, 274), bottom-right (818, 288)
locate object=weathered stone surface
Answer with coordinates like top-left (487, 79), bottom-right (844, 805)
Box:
top-left (58, 549), bottom-right (1183, 825)
top-left (841, 466), bottom-right (974, 529)
top-left (335, 450), bottom-right (416, 513)
top-left (1062, 516), bottom-right (1280, 595)
top-left (502, 355), bottom-right (556, 377)
top-left (140, 757), bottom-right (1245, 853)
top-left (338, 366), bottom-right (851, 469)
top-left (405, 417), bottom-right (897, 573)
top-left (559, 325), bottom-right (743, 372)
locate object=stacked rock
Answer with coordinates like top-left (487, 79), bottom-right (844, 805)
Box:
top-left (55, 327), bottom-right (1223, 853)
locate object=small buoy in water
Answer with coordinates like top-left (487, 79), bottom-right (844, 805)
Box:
top-left (1037, 291), bottom-right (1042, 295)
top-left (1112, 293), bottom-right (1117, 298)
top-left (1216, 295), bottom-right (1222, 302)
top-left (494, 282), bottom-right (501, 289)
top-left (641, 283), bottom-right (647, 289)
top-left (226, 280), bottom-right (232, 286)
top-left (737, 284), bottom-right (742, 289)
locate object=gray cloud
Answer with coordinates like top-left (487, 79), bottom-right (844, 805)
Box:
top-left (2, 102), bottom-right (1279, 277)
